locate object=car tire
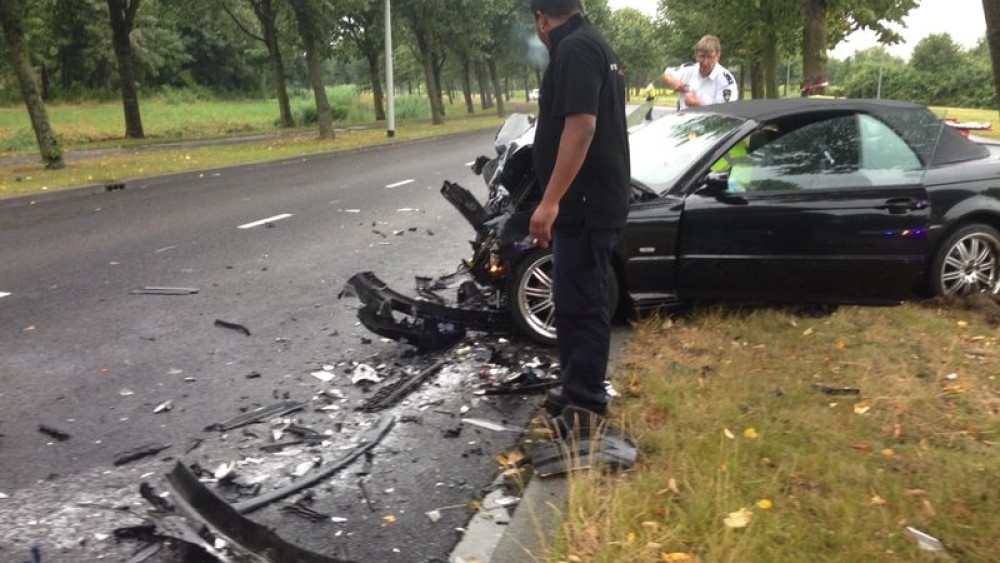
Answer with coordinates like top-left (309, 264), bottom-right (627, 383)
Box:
top-left (507, 248), bottom-right (619, 347)
top-left (929, 223), bottom-right (1000, 296)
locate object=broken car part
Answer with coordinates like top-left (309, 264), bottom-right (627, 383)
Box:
top-left (206, 400), bottom-right (307, 431)
top-left (38, 424), bottom-right (71, 441)
top-left (114, 443), bottom-right (171, 466)
top-left (529, 429), bottom-right (638, 478)
top-left (131, 287), bottom-right (199, 295)
top-left (232, 414), bottom-right (395, 513)
top-left (356, 359), bottom-right (448, 412)
top-left (213, 318), bottom-right (252, 336)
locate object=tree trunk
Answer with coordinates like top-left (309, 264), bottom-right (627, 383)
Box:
top-left (461, 59), bottom-right (475, 114)
top-left (289, 0), bottom-right (334, 138)
top-left (253, 0), bottom-right (294, 128)
top-left (984, 0), bottom-right (1000, 109)
top-left (107, 0), bottom-right (145, 138)
top-left (762, 7), bottom-right (778, 98)
top-left (367, 54), bottom-right (386, 121)
top-left (0, 0), bottom-right (63, 168)
top-left (413, 31), bottom-right (445, 124)
top-left (475, 62), bottom-right (490, 110)
top-left (487, 58), bottom-right (505, 118)
top-left (750, 62), bottom-right (764, 100)
top-left (801, 0), bottom-right (827, 96)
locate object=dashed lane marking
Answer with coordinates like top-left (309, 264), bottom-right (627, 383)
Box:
top-left (238, 213), bottom-right (293, 230)
top-left (0, 292), bottom-right (11, 299)
top-left (385, 179), bottom-right (415, 189)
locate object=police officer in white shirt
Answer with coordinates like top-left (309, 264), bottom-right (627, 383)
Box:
top-left (662, 35), bottom-right (737, 110)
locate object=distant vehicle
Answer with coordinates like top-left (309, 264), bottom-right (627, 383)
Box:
top-left (346, 98), bottom-right (1000, 346)
top-left (528, 88), bottom-right (540, 101)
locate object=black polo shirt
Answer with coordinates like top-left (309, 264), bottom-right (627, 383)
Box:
top-left (533, 14), bottom-right (630, 229)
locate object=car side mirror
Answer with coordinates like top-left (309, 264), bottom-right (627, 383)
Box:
top-left (697, 170), bottom-right (729, 196)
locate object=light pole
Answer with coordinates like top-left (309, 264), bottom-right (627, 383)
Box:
top-left (384, 0), bottom-right (395, 137)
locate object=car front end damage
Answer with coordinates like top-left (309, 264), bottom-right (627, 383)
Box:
top-left (342, 123), bottom-right (542, 349)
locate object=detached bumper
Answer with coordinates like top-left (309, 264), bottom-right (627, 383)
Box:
top-left (342, 272), bottom-right (509, 350)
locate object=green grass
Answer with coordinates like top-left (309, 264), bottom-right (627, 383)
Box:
top-left (0, 95), bottom-right (527, 198)
top-left (553, 301), bottom-right (1000, 562)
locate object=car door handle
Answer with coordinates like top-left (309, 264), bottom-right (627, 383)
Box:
top-left (877, 198), bottom-right (923, 214)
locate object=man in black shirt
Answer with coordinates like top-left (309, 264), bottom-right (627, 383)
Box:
top-left (528, 0), bottom-right (630, 430)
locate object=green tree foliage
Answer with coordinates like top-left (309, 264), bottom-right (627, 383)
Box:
top-left (606, 7), bottom-right (660, 94)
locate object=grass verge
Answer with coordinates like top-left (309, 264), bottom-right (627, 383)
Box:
top-left (555, 299), bottom-right (1000, 562)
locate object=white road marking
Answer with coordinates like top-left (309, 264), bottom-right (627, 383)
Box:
top-left (154, 245), bottom-right (177, 253)
top-left (0, 292), bottom-right (10, 299)
top-left (385, 179), bottom-right (415, 189)
top-left (238, 213), bottom-right (293, 230)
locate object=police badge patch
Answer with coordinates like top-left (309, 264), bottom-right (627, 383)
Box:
top-left (723, 89), bottom-right (732, 102)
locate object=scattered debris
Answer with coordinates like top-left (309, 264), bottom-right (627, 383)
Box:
top-left (131, 287), bottom-right (199, 295)
top-left (311, 370), bottom-right (336, 383)
top-left (905, 526), bottom-right (945, 552)
top-left (233, 414), bottom-right (395, 513)
top-left (460, 418), bottom-right (521, 433)
top-left (38, 424), bottom-right (71, 441)
top-left (281, 502), bottom-right (331, 523)
top-left (153, 400), bottom-right (173, 414)
top-left (214, 318), bottom-right (252, 336)
top-left (812, 383), bottom-right (861, 395)
top-left (114, 443), bottom-right (172, 466)
top-left (206, 400), bottom-right (307, 431)
top-left (351, 363), bottom-right (382, 385)
top-left (425, 509), bottom-right (442, 522)
top-left (356, 359), bottom-right (449, 412)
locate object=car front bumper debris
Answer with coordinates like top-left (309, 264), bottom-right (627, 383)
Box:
top-left (341, 271), bottom-right (509, 351)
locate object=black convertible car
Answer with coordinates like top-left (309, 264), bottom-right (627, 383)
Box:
top-left (344, 98), bottom-right (1000, 347)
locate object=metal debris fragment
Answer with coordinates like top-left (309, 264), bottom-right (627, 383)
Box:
top-left (905, 526), bottom-right (945, 552)
top-left (460, 418), bottom-right (521, 433)
top-left (38, 424), bottom-right (71, 441)
top-left (114, 443), bottom-right (171, 466)
top-left (351, 363), bottom-right (382, 384)
top-left (153, 400), bottom-right (173, 413)
top-left (214, 318), bottom-right (252, 336)
top-left (206, 400), bottom-right (307, 431)
top-left (131, 287), bottom-right (199, 295)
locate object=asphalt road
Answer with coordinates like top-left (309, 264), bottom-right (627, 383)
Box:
top-left (0, 129), bottom-right (547, 562)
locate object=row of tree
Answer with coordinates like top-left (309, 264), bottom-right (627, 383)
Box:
top-left (1, 0), bottom-right (999, 168)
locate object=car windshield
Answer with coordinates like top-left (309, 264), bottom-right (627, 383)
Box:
top-left (629, 112), bottom-right (744, 193)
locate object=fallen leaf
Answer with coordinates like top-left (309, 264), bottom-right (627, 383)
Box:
top-left (849, 442), bottom-right (872, 452)
top-left (756, 499), bottom-right (773, 510)
top-left (854, 402), bottom-right (872, 415)
top-left (743, 428), bottom-right (759, 439)
top-left (803, 327), bottom-right (814, 336)
top-left (626, 532), bottom-right (637, 543)
top-left (723, 507), bottom-right (752, 528)
top-left (956, 320), bottom-right (968, 327)
top-left (869, 494), bottom-right (887, 506)
top-left (661, 553), bottom-right (696, 562)
top-left (668, 477), bottom-right (680, 494)
top-left (881, 448), bottom-right (895, 456)
top-left (381, 514), bottom-right (396, 524)
top-left (723, 428), bottom-right (735, 440)
top-left (641, 521), bottom-right (659, 532)
top-left (833, 338), bottom-right (846, 349)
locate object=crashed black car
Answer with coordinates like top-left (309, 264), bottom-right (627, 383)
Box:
top-left (345, 98), bottom-right (1000, 347)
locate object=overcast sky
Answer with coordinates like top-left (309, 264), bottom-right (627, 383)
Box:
top-left (604, 0), bottom-right (987, 60)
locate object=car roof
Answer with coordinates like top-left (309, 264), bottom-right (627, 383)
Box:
top-left (685, 98), bottom-right (989, 166)
top-left (684, 97), bottom-right (923, 121)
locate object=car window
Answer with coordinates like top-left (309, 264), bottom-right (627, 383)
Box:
top-left (732, 115), bottom-right (863, 193)
top-left (857, 114), bottom-right (923, 185)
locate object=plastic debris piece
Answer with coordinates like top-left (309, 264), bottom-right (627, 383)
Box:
top-left (214, 318), bottom-right (252, 336)
top-left (460, 418), bottom-right (520, 433)
top-left (905, 526), bottom-right (945, 552)
top-left (812, 383), bottom-right (861, 395)
top-left (494, 496), bottom-right (520, 507)
top-left (131, 287), bottom-right (199, 295)
top-left (351, 363), bottom-right (382, 384)
top-left (426, 509), bottom-right (441, 522)
top-left (291, 460), bottom-right (318, 478)
top-left (311, 370), bottom-right (335, 383)
top-left (214, 462), bottom-right (236, 480)
top-left (114, 443), bottom-right (171, 466)
top-left (207, 400), bottom-right (306, 431)
top-left (154, 400), bottom-right (173, 413)
top-left (331, 516), bottom-right (348, 523)
top-left (38, 424), bottom-right (71, 441)
top-left (119, 388), bottom-right (135, 396)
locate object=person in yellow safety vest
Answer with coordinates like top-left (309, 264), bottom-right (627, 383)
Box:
top-left (709, 137), bottom-right (750, 192)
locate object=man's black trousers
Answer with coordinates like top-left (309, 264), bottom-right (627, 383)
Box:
top-left (551, 223), bottom-right (619, 415)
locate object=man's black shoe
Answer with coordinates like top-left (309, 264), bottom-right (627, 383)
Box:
top-left (543, 388), bottom-right (569, 417)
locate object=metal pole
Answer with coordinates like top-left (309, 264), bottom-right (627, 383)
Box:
top-left (384, 0), bottom-right (395, 137)
top-left (876, 51), bottom-right (884, 100)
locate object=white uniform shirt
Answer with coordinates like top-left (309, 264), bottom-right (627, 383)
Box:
top-left (665, 62), bottom-right (737, 109)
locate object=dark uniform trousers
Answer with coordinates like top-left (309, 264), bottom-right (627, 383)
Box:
top-left (552, 222), bottom-right (620, 415)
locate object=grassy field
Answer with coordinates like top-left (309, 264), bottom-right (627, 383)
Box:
top-left (0, 95), bottom-right (528, 198)
top-left (552, 299), bottom-right (1000, 562)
